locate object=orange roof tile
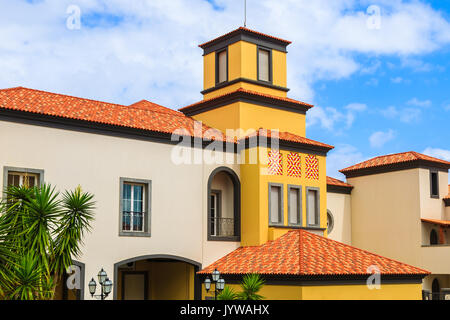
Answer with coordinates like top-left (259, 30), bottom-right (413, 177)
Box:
top-left (198, 229), bottom-right (429, 276)
top-left (421, 218), bottom-right (450, 227)
top-left (326, 176), bottom-right (352, 188)
top-left (0, 87), bottom-right (234, 142)
top-left (241, 128), bottom-right (334, 151)
top-left (179, 88), bottom-right (313, 113)
top-left (199, 27), bottom-right (291, 48)
top-left (340, 151), bottom-right (450, 174)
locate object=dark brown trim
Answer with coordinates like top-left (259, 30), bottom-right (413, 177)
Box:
top-left (181, 89), bottom-right (312, 117)
top-left (429, 169), bottom-right (439, 199)
top-left (197, 273), bottom-right (427, 285)
top-left (0, 108), bottom-right (238, 153)
top-left (200, 77), bottom-right (290, 95)
top-left (341, 161), bottom-right (450, 178)
top-left (200, 29), bottom-right (290, 55)
top-left (121, 271), bottom-right (149, 300)
top-left (215, 47), bottom-right (228, 85)
top-left (327, 184), bottom-right (353, 194)
top-left (257, 45), bottom-right (273, 84)
top-left (444, 198), bottom-right (450, 207)
top-left (269, 225), bottom-right (326, 231)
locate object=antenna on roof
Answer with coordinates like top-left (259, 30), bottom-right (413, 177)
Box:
top-left (244, 0), bottom-right (247, 27)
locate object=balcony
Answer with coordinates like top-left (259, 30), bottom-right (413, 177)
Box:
top-left (210, 217), bottom-right (236, 238)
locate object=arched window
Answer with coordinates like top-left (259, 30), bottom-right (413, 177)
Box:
top-left (207, 167), bottom-right (241, 241)
top-left (327, 210), bottom-right (334, 234)
top-left (432, 278), bottom-right (440, 300)
top-left (430, 229), bottom-right (438, 245)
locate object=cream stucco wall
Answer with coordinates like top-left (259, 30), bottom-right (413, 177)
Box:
top-left (326, 191), bottom-right (352, 244)
top-left (0, 119), bottom-right (240, 299)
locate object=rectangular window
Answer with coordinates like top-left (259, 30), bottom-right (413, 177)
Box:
top-left (4, 167), bottom-right (43, 189)
top-left (217, 49), bottom-right (227, 84)
top-left (306, 188), bottom-right (320, 227)
top-left (269, 183), bottom-right (283, 225)
top-left (258, 48), bottom-right (271, 82)
top-left (288, 185), bottom-right (301, 226)
top-left (430, 170), bottom-right (439, 198)
top-left (120, 178), bottom-right (151, 237)
top-left (210, 191), bottom-right (221, 236)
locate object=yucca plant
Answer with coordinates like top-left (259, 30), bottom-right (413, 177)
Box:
top-left (217, 285), bottom-right (238, 300)
top-left (237, 273), bottom-right (265, 300)
top-left (0, 183), bottom-right (95, 300)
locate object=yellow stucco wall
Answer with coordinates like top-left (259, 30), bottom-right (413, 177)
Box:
top-left (202, 283), bottom-right (422, 300)
top-left (240, 147), bottom-right (327, 246)
top-left (203, 52), bottom-right (215, 91)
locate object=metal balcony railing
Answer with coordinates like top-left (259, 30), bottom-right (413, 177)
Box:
top-left (422, 290), bottom-right (450, 300)
top-left (122, 211), bottom-right (145, 232)
top-left (210, 217), bottom-right (235, 237)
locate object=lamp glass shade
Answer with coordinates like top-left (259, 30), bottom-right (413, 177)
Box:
top-left (217, 278), bottom-right (225, 291)
top-left (204, 277), bottom-right (211, 291)
top-left (103, 278), bottom-right (113, 295)
top-left (98, 268), bottom-right (107, 284)
top-left (88, 278), bottom-right (97, 295)
top-left (212, 269), bottom-right (220, 282)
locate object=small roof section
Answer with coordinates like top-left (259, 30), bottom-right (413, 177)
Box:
top-left (326, 176), bottom-right (352, 188)
top-left (326, 176), bottom-right (353, 194)
top-left (421, 218), bottom-right (450, 227)
top-left (340, 151), bottom-right (450, 178)
top-left (199, 27), bottom-right (291, 49)
top-left (198, 229), bottom-right (429, 277)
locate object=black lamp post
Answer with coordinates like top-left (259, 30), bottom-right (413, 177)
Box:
top-left (88, 268), bottom-right (113, 300)
top-left (203, 268), bottom-right (225, 300)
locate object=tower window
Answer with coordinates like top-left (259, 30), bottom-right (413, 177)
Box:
top-left (306, 187), bottom-right (320, 227)
top-left (430, 170), bottom-right (439, 198)
top-left (216, 49), bottom-right (228, 84)
top-left (269, 183), bottom-right (283, 226)
top-left (258, 47), bottom-right (271, 82)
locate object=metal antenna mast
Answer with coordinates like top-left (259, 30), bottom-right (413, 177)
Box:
top-left (244, 0), bottom-right (247, 27)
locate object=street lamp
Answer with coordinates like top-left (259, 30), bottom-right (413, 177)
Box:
top-left (89, 268), bottom-right (113, 300)
top-left (203, 268), bottom-right (225, 300)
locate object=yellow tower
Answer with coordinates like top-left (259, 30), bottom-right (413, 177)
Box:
top-left (180, 27), bottom-right (333, 246)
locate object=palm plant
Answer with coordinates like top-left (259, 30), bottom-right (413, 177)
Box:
top-left (217, 285), bottom-right (238, 300)
top-left (237, 273), bottom-right (265, 300)
top-left (0, 183), bottom-right (95, 300)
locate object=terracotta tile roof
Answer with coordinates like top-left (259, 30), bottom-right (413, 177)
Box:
top-left (241, 128), bottom-right (334, 151)
top-left (198, 229), bottom-right (429, 276)
top-left (421, 218), bottom-right (450, 227)
top-left (340, 151), bottom-right (450, 174)
top-left (198, 27), bottom-right (291, 48)
top-left (179, 88), bottom-right (313, 113)
top-left (326, 176), bottom-right (352, 188)
top-left (0, 87), bottom-right (234, 142)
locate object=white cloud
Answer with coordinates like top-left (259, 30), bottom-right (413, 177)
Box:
top-left (369, 129), bottom-right (395, 148)
top-left (307, 102), bottom-right (367, 131)
top-left (407, 97), bottom-right (432, 108)
top-left (391, 76), bottom-right (405, 84)
top-left (422, 148), bottom-right (450, 162)
top-left (380, 105), bottom-right (421, 123)
top-left (0, 0), bottom-right (449, 108)
top-left (326, 144), bottom-right (366, 180)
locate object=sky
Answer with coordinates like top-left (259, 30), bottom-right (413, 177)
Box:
top-left (0, 0), bottom-right (449, 181)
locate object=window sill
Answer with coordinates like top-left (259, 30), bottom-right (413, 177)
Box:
top-left (207, 235), bottom-right (240, 242)
top-left (119, 231), bottom-right (151, 238)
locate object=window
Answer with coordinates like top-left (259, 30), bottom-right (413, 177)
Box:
top-left (306, 187), bottom-right (320, 227)
top-left (120, 178), bottom-right (151, 237)
top-left (269, 183), bottom-right (283, 226)
top-left (210, 190), bottom-right (221, 236)
top-left (288, 185), bottom-right (301, 226)
top-left (430, 170), bottom-right (439, 198)
top-left (430, 229), bottom-right (438, 245)
top-left (258, 47), bottom-right (271, 82)
top-left (216, 49), bottom-right (227, 84)
top-left (327, 210), bottom-right (334, 234)
top-left (3, 166), bottom-right (44, 189)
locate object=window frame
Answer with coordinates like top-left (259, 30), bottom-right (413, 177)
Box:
top-left (305, 187), bottom-right (320, 228)
top-left (3, 166), bottom-right (44, 190)
top-left (209, 189), bottom-right (222, 237)
top-left (268, 182), bottom-right (284, 227)
top-left (287, 184), bottom-right (302, 227)
top-left (119, 177), bottom-right (152, 237)
top-left (257, 46), bottom-right (273, 83)
top-left (327, 210), bottom-right (334, 234)
top-left (215, 47), bottom-right (228, 85)
top-left (429, 170), bottom-right (439, 199)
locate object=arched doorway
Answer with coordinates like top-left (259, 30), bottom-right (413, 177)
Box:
top-left (113, 255), bottom-right (202, 300)
top-left (432, 278), bottom-right (440, 300)
top-left (207, 167), bottom-right (241, 241)
top-left (54, 260), bottom-right (85, 300)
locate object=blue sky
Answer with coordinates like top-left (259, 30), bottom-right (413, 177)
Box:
top-left (0, 0), bottom-right (449, 180)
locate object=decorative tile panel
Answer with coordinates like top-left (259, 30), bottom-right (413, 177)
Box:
top-left (305, 154), bottom-right (319, 180)
top-left (287, 153), bottom-right (301, 178)
top-left (268, 150), bottom-right (283, 175)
